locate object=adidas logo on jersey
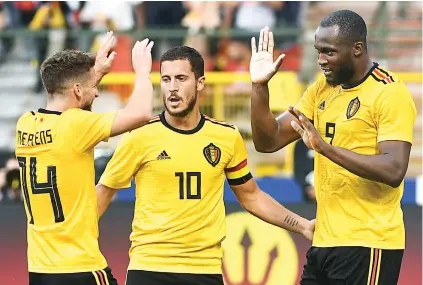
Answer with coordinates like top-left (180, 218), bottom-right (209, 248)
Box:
top-left (318, 101), bottom-right (326, 110)
top-left (157, 150), bottom-right (171, 160)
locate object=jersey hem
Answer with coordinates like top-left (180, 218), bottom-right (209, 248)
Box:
top-left (28, 263), bottom-right (108, 274)
top-left (99, 179), bottom-right (131, 190)
top-left (377, 137), bottom-right (413, 144)
top-left (312, 241), bottom-right (405, 250)
top-left (127, 264), bottom-right (222, 274)
top-left (295, 105), bottom-right (313, 121)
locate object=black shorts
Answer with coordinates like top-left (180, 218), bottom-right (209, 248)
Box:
top-left (29, 267), bottom-right (118, 285)
top-left (300, 246), bottom-right (404, 285)
top-left (126, 269), bottom-right (224, 285)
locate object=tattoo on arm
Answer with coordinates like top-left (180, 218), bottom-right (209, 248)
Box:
top-left (284, 215), bottom-right (299, 227)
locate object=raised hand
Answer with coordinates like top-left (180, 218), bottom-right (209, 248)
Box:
top-left (250, 26), bottom-right (285, 84)
top-left (94, 31), bottom-right (117, 77)
top-left (289, 106), bottom-right (327, 153)
top-left (132, 38), bottom-right (154, 76)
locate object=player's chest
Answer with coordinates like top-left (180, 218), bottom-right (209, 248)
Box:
top-left (141, 136), bottom-right (231, 174)
top-left (313, 92), bottom-right (376, 146)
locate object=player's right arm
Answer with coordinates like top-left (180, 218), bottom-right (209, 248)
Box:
top-left (96, 133), bottom-right (141, 217)
top-left (110, 38), bottom-right (155, 137)
top-left (91, 33), bottom-right (153, 137)
top-left (250, 27), bottom-right (315, 153)
top-left (72, 38), bottom-right (155, 152)
top-left (96, 184), bottom-right (118, 218)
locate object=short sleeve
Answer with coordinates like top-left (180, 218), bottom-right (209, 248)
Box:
top-left (295, 78), bottom-right (321, 120)
top-left (225, 129), bottom-right (252, 186)
top-left (375, 83), bottom-right (417, 143)
top-left (67, 109), bottom-right (116, 152)
top-left (99, 133), bottom-right (140, 189)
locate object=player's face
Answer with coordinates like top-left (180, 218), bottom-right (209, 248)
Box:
top-left (314, 25), bottom-right (355, 86)
top-left (160, 60), bottom-right (205, 117)
top-left (78, 68), bottom-right (99, 111)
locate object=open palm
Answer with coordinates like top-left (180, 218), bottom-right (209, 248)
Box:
top-left (250, 26), bottom-right (285, 84)
top-left (95, 31), bottom-right (117, 76)
top-left (298, 125), bottom-right (320, 151)
top-left (289, 107), bottom-right (326, 154)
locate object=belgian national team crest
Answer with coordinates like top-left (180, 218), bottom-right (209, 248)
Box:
top-left (346, 97), bottom-right (360, 119)
top-left (203, 143), bottom-right (221, 167)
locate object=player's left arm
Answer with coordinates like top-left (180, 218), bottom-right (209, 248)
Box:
top-left (96, 133), bottom-right (141, 217)
top-left (319, 140), bottom-right (411, 188)
top-left (230, 179), bottom-right (315, 240)
top-left (291, 83), bottom-right (417, 188)
top-left (226, 129), bottom-right (315, 240)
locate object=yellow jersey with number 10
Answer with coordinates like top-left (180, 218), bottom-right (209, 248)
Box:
top-left (100, 112), bottom-right (252, 274)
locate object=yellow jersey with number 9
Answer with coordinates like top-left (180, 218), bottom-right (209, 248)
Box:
top-left (295, 63), bottom-right (416, 249)
top-left (15, 108), bottom-right (116, 273)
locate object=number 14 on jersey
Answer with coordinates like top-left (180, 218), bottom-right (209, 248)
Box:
top-left (17, 156), bottom-right (64, 224)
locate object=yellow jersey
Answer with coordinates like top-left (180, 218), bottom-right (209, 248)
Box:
top-left (15, 108), bottom-right (116, 273)
top-left (100, 112), bottom-right (252, 274)
top-left (296, 63), bottom-right (417, 249)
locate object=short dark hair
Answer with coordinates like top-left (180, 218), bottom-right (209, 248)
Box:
top-left (40, 50), bottom-right (95, 94)
top-left (320, 10), bottom-right (367, 45)
top-left (160, 46), bottom-right (204, 79)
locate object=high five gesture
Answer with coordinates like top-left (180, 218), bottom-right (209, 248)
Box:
top-left (94, 31), bottom-right (117, 85)
top-left (250, 26), bottom-right (285, 84)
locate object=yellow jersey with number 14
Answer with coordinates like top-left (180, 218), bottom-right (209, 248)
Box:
top-left (15, 108), bottom-right (116, 273)
top-left (295, 63), bottom-right (416, 249)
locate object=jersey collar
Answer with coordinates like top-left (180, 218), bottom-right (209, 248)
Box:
top-left (342, 62), bottom-right (378, 90)
top-left (160, 111), bottom-right (205, 135)
top-left (38, 108), bottom-right (62, 115)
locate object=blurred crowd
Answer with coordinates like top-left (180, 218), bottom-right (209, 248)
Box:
top-left (0, 1), bottom-right (312, 204)
top-left (0, 1), bottom-right (304, 92)
top-left (0, 152), bottom-right (20, 203)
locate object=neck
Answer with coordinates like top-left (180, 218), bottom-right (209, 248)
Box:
top-left (45, 94), bottom-right (76, 113)
top-left (347, 56), bottom-right (374, 86)
top-left (164, 109), bottom-right (201, 131)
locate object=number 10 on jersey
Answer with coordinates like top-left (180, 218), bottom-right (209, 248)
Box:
top-left (175, 172), bottom-right (202, 199)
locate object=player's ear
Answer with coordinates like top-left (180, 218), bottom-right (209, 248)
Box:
top-left (72, 83), bottom-right (83, 100)
top-left (352, 41), bottom-right (364, 57)
top-left (196, 76), bottom-right (205, 92)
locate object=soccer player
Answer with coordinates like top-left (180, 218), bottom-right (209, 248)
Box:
top-left (15, 32), bottom-right (155, 285)
top-left (96, 46), bottom-right (316, 285)
top-left (249, 10), bottom-right (416, 285)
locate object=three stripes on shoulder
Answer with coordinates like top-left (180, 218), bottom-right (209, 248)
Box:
top-left (370, 67), bottom-right (395, 85)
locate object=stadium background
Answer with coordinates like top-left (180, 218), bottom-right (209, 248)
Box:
top-left (0, 1), bottom-right (421, 285)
